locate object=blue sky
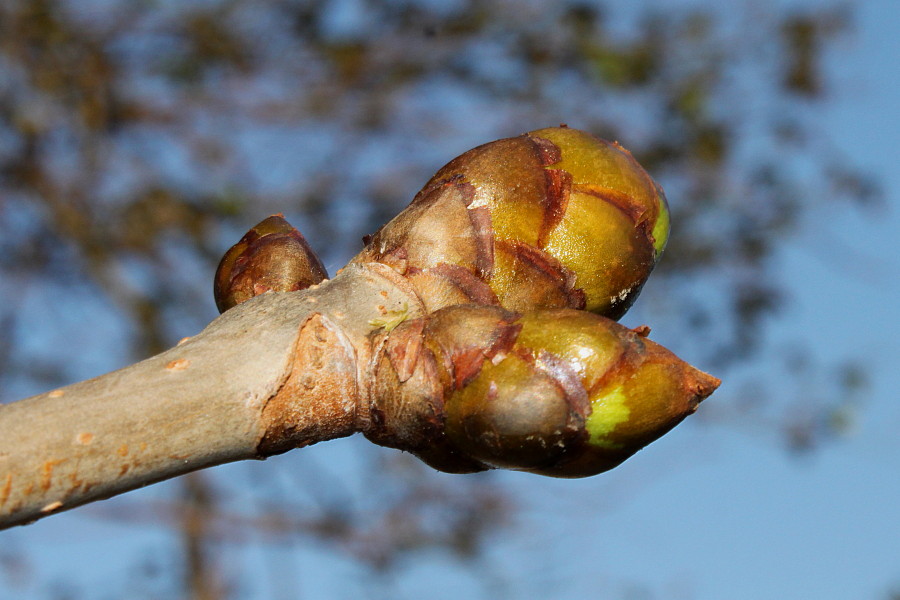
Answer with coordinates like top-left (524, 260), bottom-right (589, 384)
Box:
top-left (2, 1), bottom-right (898, 599)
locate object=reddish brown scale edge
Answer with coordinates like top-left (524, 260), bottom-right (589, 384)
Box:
top-left (536, 168), bottom-right (573, 247)
top-left (466, 205), bottom-right (496, 278)
top-left (427, 263), bottom-right (500, 305)
top-left (495, 239), bottom-right (587, 310)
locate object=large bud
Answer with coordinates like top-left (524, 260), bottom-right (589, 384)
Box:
top-left (353, 126), bottom-right (669, 319)
top-left (214, 214), bottom-right (328, 313)
top-left (366, 306), bottom-right (719, 477)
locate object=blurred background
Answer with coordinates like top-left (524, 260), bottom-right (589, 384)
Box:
top-left (0, 0), bottom-right (897, 598)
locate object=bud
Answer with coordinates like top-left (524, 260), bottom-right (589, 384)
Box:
top-left (353, 126), bottom-right (669, 319)
top-left (367, 306), bottom-right (719, 478)
top-left (214, 214), bottom-right (328, 313)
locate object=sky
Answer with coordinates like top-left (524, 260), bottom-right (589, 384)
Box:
top-left (2, 1), bottom-right (899, 599)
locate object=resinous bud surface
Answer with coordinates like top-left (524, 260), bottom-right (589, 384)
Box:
top-left (446, 309), bottom-right (718, 476)
top-left (354, 126), bottom-right (670, 319)
top-left (369, 306), bottom-right (719, 478)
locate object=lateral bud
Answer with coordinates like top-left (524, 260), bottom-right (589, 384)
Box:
top-left (214, 214), bottom-right (328, 313)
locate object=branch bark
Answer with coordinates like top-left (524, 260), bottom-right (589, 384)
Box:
top-left (0, 263), bottom-right (417, 529)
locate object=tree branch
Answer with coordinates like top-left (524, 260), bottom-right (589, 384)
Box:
top-left (0, 263), bottom-right (417, 528)
top-left (0, 127), bottom-right (721, 530)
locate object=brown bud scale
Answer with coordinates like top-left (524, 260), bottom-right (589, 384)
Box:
top-left (215, 214), bottom-right (328, 313)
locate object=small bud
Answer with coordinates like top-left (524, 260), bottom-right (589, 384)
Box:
top-left (214, 215), bottom-right (328, 313)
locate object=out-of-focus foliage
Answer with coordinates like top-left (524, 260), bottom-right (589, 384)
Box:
top-left (0, 0), bottom-right (879, 597)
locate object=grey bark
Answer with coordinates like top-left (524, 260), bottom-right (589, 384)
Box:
top-left (0, 263), bottom-right (420, 529)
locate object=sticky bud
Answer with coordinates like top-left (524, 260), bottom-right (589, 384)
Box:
top-left (367, 306), bottom-right (719, 478)
top-left (214, 214), bottom-right (328, 313)
top-left (354, 126), bottom-right (669, 319)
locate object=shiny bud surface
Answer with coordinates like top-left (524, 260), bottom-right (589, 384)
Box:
top-left (368, 306), bottom-right (719, 478)
top-left (354, 126), bottom-right (670, 319)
